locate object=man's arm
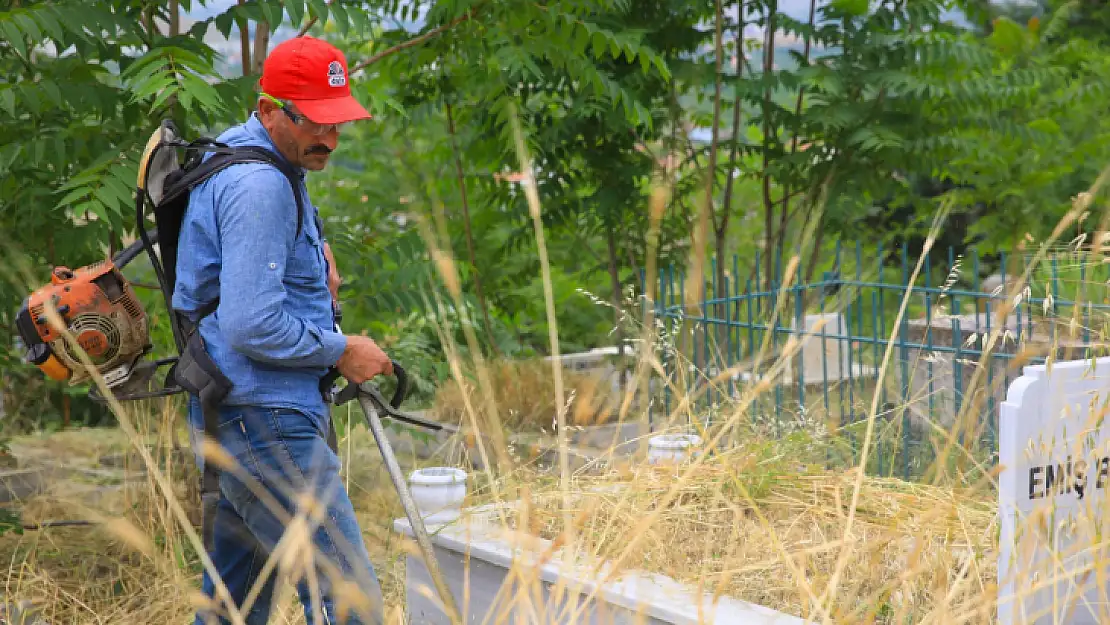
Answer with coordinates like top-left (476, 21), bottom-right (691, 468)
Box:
top-left (213, 168), bottom-right (347, 368)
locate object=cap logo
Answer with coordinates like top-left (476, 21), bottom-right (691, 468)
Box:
top-left (327, 60), bottom-right (346, 87)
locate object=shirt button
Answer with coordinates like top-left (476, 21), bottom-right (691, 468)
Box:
top-left (269, 262), bottom-right (277, 270)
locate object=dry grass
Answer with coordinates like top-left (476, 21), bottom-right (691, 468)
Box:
top-left (0, 415), bottom-right (417, 624)
top-left (503, 443), bottom-right (998, 624)
top-left (431, 357), bottom-right (624, 432)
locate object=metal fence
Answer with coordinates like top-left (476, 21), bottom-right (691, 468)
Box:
top-left (644, 243), bottom-right (1110, 479)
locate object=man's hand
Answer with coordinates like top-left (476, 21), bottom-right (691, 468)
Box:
top-left (323, 242), bottom-right (341, 304)
top-left (336, 335), bottom-right (393, 384)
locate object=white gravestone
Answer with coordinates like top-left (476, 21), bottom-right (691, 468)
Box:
top-left (789, 312), bottom-right (875, 385)
top-left (999, 356), bottom-right (1110, 624)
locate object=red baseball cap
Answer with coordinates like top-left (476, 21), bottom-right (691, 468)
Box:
top-left (259, 36), bottom-right (371, 124)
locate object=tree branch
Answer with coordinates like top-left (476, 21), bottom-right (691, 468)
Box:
top-left (351, 8), bottom-right (480, 73)
top-left (298, 17), bottom-right (318, 37)
top-left (297, 0), bottom-right (332, 37)
top-left (446, 98), bottom-right (500, 356)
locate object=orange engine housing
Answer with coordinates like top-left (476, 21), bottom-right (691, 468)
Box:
top-left (17, 260), bottom-right (150, 387)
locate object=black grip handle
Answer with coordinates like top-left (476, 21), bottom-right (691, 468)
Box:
top-left (330, 360), bottom-right (408, 407)
top-left (389, 360), bottom-right (407, 409)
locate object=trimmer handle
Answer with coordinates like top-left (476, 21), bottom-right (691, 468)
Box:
top-left (389, 361), bottom-right (408, 409)
top-left (332, 360), bottom-right (406, 407)
top-left (331, 361), bottom-right (442, 432)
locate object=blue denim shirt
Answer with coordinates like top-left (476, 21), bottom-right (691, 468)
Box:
top-left (172, 113), bottom-right (346, 423)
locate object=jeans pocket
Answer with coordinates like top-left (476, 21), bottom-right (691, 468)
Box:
top-left (215, 414), bottom-right (262, 477)
top-left (265, 408), bottom-right (340, 488)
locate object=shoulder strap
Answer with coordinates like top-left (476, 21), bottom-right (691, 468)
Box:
top-left (162, 144), bottom-right (306, 239)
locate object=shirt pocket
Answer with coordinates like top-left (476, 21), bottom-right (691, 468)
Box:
top-left (284, 229), bottom-right (323, 282)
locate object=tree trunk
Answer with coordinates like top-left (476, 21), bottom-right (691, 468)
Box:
top-left (761, 8), bottom-right (777, 289)
top-left (705, 0), bottom-right (724, 234)
top-left (445, 100), bottom-right (500, 356)
top-left (689, 0), bottom-right (724, 372)
top-left (804, 204), bottom-right (827, 284)
top-left (252, 21), bottom-right (270, 74)
top-left (718, 0), bottom-right (746, 344)
top-left (774, 0), bottom-right (817, 276)
top-left (238, 0), bottom-right (251, 77)
top-left (606, 223), bottom-right (627, 394)
top-left (169, 0), bottom-right (180, 36)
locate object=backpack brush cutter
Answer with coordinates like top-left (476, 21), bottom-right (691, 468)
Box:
top-left (14, 121), bottom-right (462, 622)
top-left (16, 243), bottom-right (174, 403)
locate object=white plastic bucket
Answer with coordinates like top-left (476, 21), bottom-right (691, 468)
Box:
top-left (409, 467), bottom-right (468, 525)
top-left (647, 434), bottom-right (702, 465)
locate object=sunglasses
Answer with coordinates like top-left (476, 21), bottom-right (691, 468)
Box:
top-left (261, 93), bottom-right (352, 136)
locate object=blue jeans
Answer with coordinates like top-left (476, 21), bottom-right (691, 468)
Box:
top-left (187, 399), bottom-right (385, 624)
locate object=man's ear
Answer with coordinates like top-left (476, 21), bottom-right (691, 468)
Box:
top-left (257, 97), bottom-right (281, 131)
top-left (257, 96), bottom-right (276, 117)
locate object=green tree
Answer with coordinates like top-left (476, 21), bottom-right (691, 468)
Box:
top-left (316, 0), bottom-right (694, 361)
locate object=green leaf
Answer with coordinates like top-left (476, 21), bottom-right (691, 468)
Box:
top-left (988, 16), bottom-right (1029, 57)
top-left (287, 0), bottom-right (305, 27)
top-left (17, 84), bottom-right (40, 116)
top-left (131, 75), bottom-right (176, 101)
top-left (34, 9), bottom-right (64, 43)
top-left (260, 0), bottom-right (284, 29)
top-left (30, 138), bottom-right (44, 168)
top-left (238, 3), bottom-right (265, 24)
top-left (180, 73), bottom-right (225, 115)
top-left (0, 143), bottom-right (20, 173)
top-left (830, 0), bottom-right (870, 16)
top-left (101, 174), bottom-right (133, 204)
top-left (347, 6), bottom-right (370, 31)
top-left (0, 89), bottom-right (14, 117)
top-left (150, 85), bottom-right (179, 112)
top-left (93, 184), bottom-right (122, 217)
top-left (38, 81), bottom-right (62, 108)
top-left (1, 21), bottom-right (28, 59)
top-left (214, 11), bottom-right (237, 39)
top-left (13, 13), bottom-right (42, 44)
top-left (309, 0), bottom-right (329, 22)
top-left (0, 508), bottom-right (24, 537)
top-left (164, 47), bottom-right (211, 71)
top-left (330, 3), bottom-right (350, 35)
top-left (53, 135), bottom-right (67, 173)
top-left (77, 199), bottom-right (108, 223)
top-left (56, 186), bottom-right (91, 208)
top-left (1027, 118), bottom-right (1061, 135)
top-left (121, 51), bottom-right (168, 82)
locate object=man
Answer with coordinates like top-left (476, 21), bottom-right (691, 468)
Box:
top-left (173, 36), bottom-right (390, 625)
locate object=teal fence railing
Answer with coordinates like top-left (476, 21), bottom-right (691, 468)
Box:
top-left (644, 243), bottom-right (1110, 479)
